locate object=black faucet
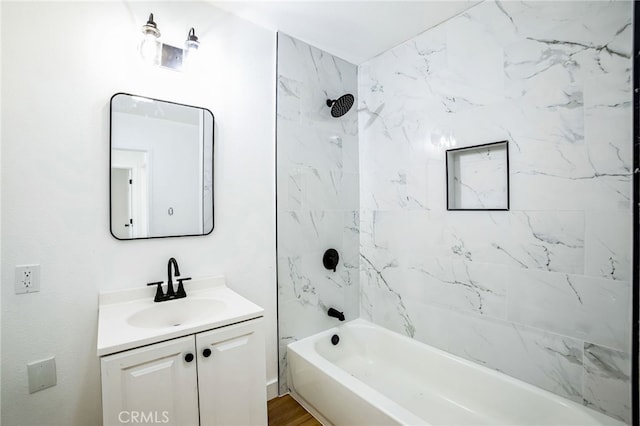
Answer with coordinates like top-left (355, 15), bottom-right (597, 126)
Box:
top-left (328, 307), bottom-right (345, 321)
top-left (167, 257), bottom-right (180, 298)
top-left (147, 258), bottom-right (190, 302)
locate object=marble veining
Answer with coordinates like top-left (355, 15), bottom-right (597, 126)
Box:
top-left (396, 301), bottom-right (586, 402)
top-left (585, 210), bottom-right (631, 282)
top-left (276, 0), bottom-right (631, 421)
top-left (583, 343), bottom-right (631, 424)
top-left (360, 252), bottom-right (415, 337)
top-left (410, 257), bottom-right (507, 319)
top-left (509, 211), bottom-right (585, 274)
top-left (507, 268), bottom-right (630, 352)
top-left (358, 0), bottom-right (632, 422)
top-left (277, 33), bottom-right (359, 394)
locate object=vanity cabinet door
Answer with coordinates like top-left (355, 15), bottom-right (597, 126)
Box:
top-left (101, 335), bottom-right (199, 426)
top-left (196, 318), bottom-right (267, 426)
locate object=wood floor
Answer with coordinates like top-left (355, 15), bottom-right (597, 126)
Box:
top-left (268, 394), bottom-right (322, 426)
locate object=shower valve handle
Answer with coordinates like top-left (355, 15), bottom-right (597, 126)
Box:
top-left (323, 248), bottom-right (340, 272)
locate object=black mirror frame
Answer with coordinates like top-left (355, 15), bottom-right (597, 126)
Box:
top-left (109, 92), bottom-right (215, 240)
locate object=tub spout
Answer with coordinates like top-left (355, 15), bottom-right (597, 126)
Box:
top-left (328, 307), bottom-right (345, 321)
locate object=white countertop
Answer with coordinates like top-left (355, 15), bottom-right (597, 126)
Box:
top-left (97, 276), bottom-right (263, 356)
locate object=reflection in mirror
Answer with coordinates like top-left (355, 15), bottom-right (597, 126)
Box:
top-left (110, 93), bottom-right (214, 239)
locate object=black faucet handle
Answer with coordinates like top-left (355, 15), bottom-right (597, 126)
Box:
top-left (147, 281), bottom-right (165, 302)
top-left (176, 277), bottom-right (191, 299)
top-left (323, 249), bottom-right (340, 272)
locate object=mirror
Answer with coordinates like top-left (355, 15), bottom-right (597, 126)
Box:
top-left (110, 93), bottom-right (214, 239)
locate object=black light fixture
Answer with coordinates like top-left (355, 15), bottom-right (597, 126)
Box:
top-left (183, 28), bottom-right (200, 70)
top-left (185, 28), bottom-right (200, 52)
top-left (142, 13), bottom-right (160, 38)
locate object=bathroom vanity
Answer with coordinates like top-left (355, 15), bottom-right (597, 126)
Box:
top-left (97, 276), bottom-right (267, 426)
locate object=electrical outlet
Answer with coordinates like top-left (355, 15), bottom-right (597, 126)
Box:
top-left (15, 264), bottom-right (40, 294)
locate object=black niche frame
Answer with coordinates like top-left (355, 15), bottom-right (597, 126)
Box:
top-left (445, 140), bottom-right (510, 211)
top-left (631, 1), bottom-right (639, 423)
top-left (109, 92), bottom-right (215, 241)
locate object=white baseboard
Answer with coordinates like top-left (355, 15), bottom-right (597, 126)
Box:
top-left (266, 378), bottom-right (279, 400)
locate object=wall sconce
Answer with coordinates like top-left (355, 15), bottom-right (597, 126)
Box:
top-left (138, 13), bottom-right (200, 71)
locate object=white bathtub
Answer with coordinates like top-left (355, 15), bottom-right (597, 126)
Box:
top-left (287, 319), bottom-right (625, 426)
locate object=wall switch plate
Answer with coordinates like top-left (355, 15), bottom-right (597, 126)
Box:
top-left (27, 357), bottom-right (56, 393)
top-left (15, 264), bottom-right (40, 294)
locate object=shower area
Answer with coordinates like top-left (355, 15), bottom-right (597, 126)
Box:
top-left (276, 1), bottom-right (635, 424)
top-left (276, 32), bottom-right (360, 393)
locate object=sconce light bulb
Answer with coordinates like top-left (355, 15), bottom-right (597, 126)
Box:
top-left (139, 13), bottom-right (161, 64)
top-left (183, 28), bottom-right (200, 72)
top-left (139, 34), bottom-right (161, 64)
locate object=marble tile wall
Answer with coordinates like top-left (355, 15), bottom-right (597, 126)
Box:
top-left (358, 0), bottom-right (633, 422)
top-left (276, 33), bottom-right (359, 393)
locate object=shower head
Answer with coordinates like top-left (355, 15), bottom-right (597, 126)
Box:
top-left (326, 94), bottom-right (354, 118)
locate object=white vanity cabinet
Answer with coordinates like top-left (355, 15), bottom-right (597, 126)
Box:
top-left (101, 318), bottom-right (267, 426)
top-left (196, 320), bottom-right (267, 426)
top-left (101, 335), bottom-right (199, 425)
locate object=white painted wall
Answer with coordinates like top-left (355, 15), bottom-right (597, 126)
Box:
top-left (1, 2), bottom-right (276, 425)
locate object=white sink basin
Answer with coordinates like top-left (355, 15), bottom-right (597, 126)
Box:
top-left (97, 276), bottom-right (264, 356)
top-left (127, 298), bottom-right (227, 329)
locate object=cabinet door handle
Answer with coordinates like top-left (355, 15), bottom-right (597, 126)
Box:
top-left (202, 348), bottom-right (212, 358)
top-left (184, 353), bottom-right (194, 363)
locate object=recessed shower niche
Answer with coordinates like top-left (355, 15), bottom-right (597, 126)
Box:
top-left (446, 141), bottom-right (509, 211)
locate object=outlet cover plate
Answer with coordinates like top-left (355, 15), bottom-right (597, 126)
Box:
top-left (15, 264), bottom-right (40, 294)
top-left (27, 357), bottom-right (56, 393)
